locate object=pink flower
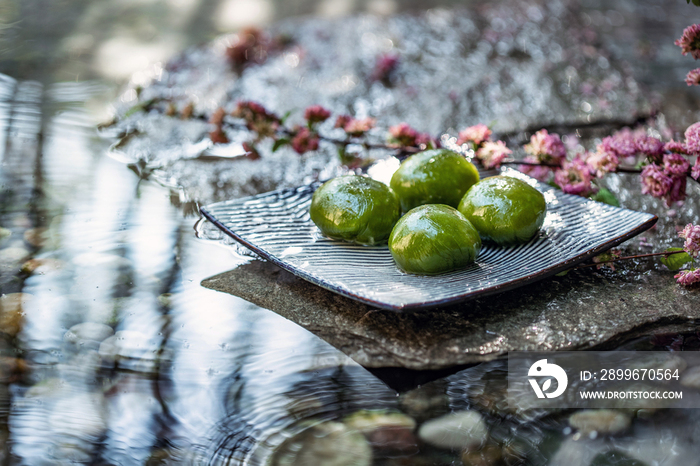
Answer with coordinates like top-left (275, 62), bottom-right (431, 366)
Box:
top-left (600, 129), bottom-right (638, 159)
top-left (415, 132), bottom-right (440, 149)
top-left (208, 108), bottom-right (230, 144)
top-left (304, 105), bottom-right (331, 124)
top-left (675, 269), bottom-right (700, 286)
top-left (334, 115), bottom-right (352, 129)
top-left (684, 122), bottom-right (700, 154)
top-left (226, 27), bottom-right (268, 67)
top-left (663, 153), bottom-right (691, 176)
top-left (680, 223), bottom-right (700, 258)
top-left (371, 53), bottom-right (399, 82)
top-left (564, 133), bottom-right (580, 152)
top-left (519, 156), bottom-right (553, 182)
top-left (291, 127), bottom-right (319, 154)
top-left (343, 117), bottom-right (375, 137)
top-left (232, 101), bottom-right (280, 136)
top-left (640, 164), bottom-right (673, 198)
top-left (554, 157), bottom-right (597, 197)
top-left (476, 141), bottom-right (511, 169)
top-left (209, 107), bottom-right (226, 126)
top-left (586, 147), bottom-right (619, 178)
top-left (635, 135), bottom-right (664, 161)
top-left (675, 24), bottom-right (700, 59)
top-left (692, 158), bottom-right (700, 180)
top-left (524, 129), bottom-right (566, 163)
top-left (457, 124), bottom-right (492, 147)
top-left (666, 175), bottom-right (687, 205)
top-left (665, 140), bottom-right (688, 154)
top-left (334, 115), bottom-right (376, 137)
top-left (209, 127), bottom-right (229, 144)
top-left (388, 122), bottom-right (419, 146)
top-left (232, 101), bottom-right (271, 120)
top-left (686, 68), bottom-right (700, 86)
top-left (242, 141), bottom-right (260, 160)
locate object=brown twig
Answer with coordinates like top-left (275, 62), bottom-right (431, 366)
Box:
top-left (574, 250), bottom-right (687, 270)
top-left (498, 112), bottom-right (657, 143)
top-left (501, 159), bottom-right (643, 174)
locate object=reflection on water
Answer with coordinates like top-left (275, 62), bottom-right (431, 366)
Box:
top-left (0, 73), bottom-right (466, 465)
top-left (0, 75), bottom-right (369, 463)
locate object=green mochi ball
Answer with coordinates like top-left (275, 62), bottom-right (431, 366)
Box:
top-left (309, 175), bottom-right (401, 245)
top-left (458, 176), bottom-right (547, 246)
top-left (390, 149), bottom-right (480, 213)
top-left (388, 204), bottom-right (482, 275)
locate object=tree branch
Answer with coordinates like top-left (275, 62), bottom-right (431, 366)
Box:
top-left (574, 250), bottom-right (686, 270)
top-left (501, 160), bottom-right (643, 174)
top-left (498, 112), bottom-right (657, 144)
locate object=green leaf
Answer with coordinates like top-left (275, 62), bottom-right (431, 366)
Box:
top-left (660, 248), bottom-right (693, 271)
top-left (124, 104), bottom-right (144, 118)
top-left (123, 98), bottom-right (156, 118)
top-left (272, 138), bottom-right (290, 152)
top-left (635, 159), bottom-right (649, 170)
top-left (337, 144), bottom-right (356, 164)
top-left (280, 110), bottom-right (293, 124)
top-left (591, 188), bottom-right (620, 207)
top-left (555, 270), bottom-right (569, 277)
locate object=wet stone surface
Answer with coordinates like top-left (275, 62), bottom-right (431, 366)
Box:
top-left (202, 257), bottom-right (700, 370)
top-left (109, 0), bottom-right (652, 204)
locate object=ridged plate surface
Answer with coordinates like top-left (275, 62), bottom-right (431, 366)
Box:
top-left (201, 169), bottom-right (657, 311)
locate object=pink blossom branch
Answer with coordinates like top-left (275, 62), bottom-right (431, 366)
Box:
top-left (119, 99), bottom-right (700, 187)
top-left (180, 109), bottom-right (424, 154)
top-left (217, 120), bottom-right (699, 184)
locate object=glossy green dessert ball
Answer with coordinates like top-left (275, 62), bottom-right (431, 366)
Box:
top-left (310, 175), bottom-right (401, 245)
top-left (390, 149), bottom-right (480, 213)
top-left (457, 176), bottom-right (547, 246)
top-left (388, 204), bottom-right (482, 275)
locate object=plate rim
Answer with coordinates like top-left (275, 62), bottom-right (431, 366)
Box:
top-left (200, 182), bottom-right (658, 312)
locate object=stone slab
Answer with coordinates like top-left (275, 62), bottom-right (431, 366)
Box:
top-left (202, 255), bottom-right (700, 370)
